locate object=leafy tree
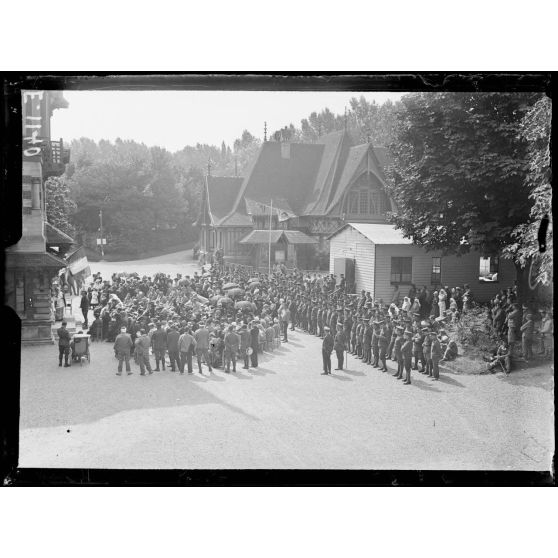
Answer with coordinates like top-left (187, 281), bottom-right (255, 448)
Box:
top-left (505, 95), bottom-right (552, 290)
top-left (45, 176), bottom-right (76, 237)
top-left (386, 92), bottom-right (540, 300)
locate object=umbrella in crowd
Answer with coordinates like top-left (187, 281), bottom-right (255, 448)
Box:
top-left (235, 300), bottom-right (255, 311)
top-left (210, 295), bottom-right (221, 305)
top-left (227, 288), bottom-right (245, 299)
top-left (223, 282), bottom-right (240, 290)
top-left (217, 296), bottom-right (233, 306)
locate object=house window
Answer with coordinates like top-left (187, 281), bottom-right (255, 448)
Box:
top-left (431, 257), bottom-right (441, 285)
top-left (391, 257), bottom-right (412, 284)
top-left (369, 191), bottom-right (379, 214)
top-left (479, 256), bottom-right (499, 283)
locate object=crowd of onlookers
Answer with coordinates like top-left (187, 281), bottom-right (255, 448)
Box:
top-left (52, 263), bottom-right (552, 377)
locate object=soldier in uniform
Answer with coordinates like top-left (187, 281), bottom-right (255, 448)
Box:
top-left (371, 321), bottom-right (380, 367)
top-left (401, 329), bottom-right (413, 384)
top-left (412, 325), bottom-right (425, 372)
top-left (363, 319), bottom-right (373, 365)
top-left (430, 331), bottom-right (442, 381)
top-left (422, 327), bottom-right (433, 376)
top-left (333, 323), bottom-right (347, 370)
top-left (57, 321), bottom-right (71, 367)
top-left (321, 326), bottom-right (334, 375)
top-left (392, 326), bottom-right (404, 378)
top-left (378, 322), bottom-right (389, 372)
top-left (387, 320), bottom-right (398, 360)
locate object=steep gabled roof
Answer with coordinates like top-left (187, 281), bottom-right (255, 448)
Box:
top-left (230, 141), bottom-right (325, 218)
top-left (207, 176), bottom-right (244, 225)
top-left (326, 144), bottom-right (392, 214)
top-left (303, 130), bottom-right (351, 215)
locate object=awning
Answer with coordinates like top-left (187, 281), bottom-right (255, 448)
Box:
top-left (5, 251), bottom-right (67, 269)
top-left (45, 222), bottom-right (74, 245)
top-left (66, 246), bottom-right (90, 275)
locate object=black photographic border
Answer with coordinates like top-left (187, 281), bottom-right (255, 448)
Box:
top-left (1, 71), bottom-right (554, 486)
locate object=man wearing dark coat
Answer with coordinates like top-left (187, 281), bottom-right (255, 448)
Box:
top-left (80, 290), bottom-right (90, 328)
top-left (321, 326), bottom-right (334, 375)
top-left (333, 323), bottom-right (347, 371)
top-left (57, 321), bottom-right (71, 367)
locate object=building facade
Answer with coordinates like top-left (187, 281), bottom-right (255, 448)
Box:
top-left (198, 130), bottom-right (393, 269)
top-left (329, 223), bottom-right (516, 303)
top-left (5, 90), bottom-right (76, 344)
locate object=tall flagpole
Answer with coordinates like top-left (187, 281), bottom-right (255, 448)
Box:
top-left (268, 198), bottom-right (273, 276)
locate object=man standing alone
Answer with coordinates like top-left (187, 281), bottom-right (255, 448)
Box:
top-left (321, 326), bottom-right (334, 375)
top-left (80, 290), bottom-right (90, 329)
top-left (333, 323), bottom-right (346, 371)
top-left (57, 321), bottom-right (71, 367)
top-left (114, 325), bottom-right (133, 375)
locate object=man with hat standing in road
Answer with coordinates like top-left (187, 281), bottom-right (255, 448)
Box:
top-left (194, 320), bottom-right (212, 374)
top-left (135, 329), bottom-right (153, 376)
top-left (114, 325), bottom-right (134, 375)
top-left (166, 322), bottom-right (181, 372)
top-left (333, 323), bottom-right (347, 371)
top-left (321, 326), bottom-right (334, 375)
top-left (57, 321), bottom-right (71, 367)
top-left (224, 324), bottom-right (240, 373)
top-left (151, 322), bottom-right (168, 371)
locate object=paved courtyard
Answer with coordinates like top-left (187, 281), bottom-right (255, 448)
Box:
top-left (19, 326), bottom-right (554, 470)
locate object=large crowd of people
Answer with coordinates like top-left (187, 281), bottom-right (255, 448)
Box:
top-left (53, 263), bottom-right (553, 381)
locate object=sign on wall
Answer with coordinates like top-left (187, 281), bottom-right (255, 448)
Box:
top-left (22, 90), bottom-right (45, 160)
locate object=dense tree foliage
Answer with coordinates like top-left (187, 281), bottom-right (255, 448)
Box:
top-left (385, 92), bottom-right (543, 299)
top-left (505, 95), bottom-right (553, 288)
top-left (45, 176), bottom-right (76, 237)
top-left (271, 96), bottom-right (400, 146)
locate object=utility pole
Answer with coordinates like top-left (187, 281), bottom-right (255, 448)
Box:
top-left (99, 209), bottom-right (104, 258)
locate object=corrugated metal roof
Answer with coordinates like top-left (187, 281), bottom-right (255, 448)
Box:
top-left (330, 223), bottom-right (414, 245)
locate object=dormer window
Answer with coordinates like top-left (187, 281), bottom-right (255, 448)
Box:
top-left (345, 172), bottom-right (388, 218)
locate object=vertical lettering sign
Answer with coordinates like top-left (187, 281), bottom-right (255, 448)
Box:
top-left (22, 90), bottom-right (45, 160)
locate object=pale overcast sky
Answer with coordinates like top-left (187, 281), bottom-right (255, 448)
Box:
top-left (50, 90), bottom-right (403, 152)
